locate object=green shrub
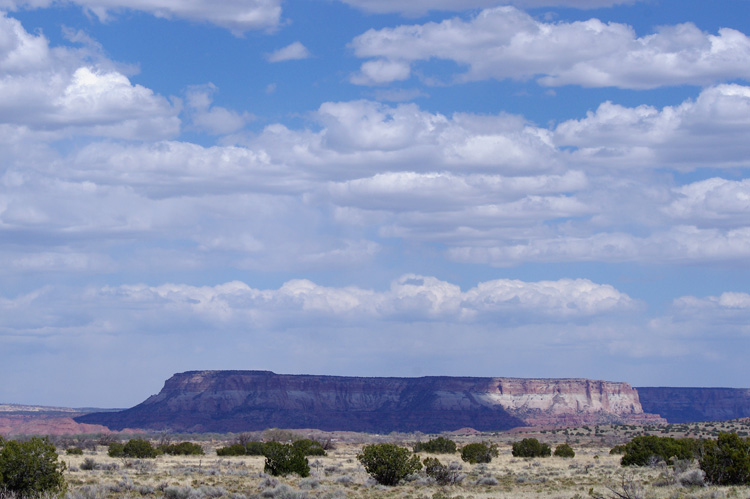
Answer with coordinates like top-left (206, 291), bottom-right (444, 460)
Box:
top-left (461, 442), bottom-right (499, 464)
top-left (66, 447), bottom-right (84, 455)
top-left (553, 443), bottom-right (575, 458)
top-left (108, 442), bottom-right (125, 458)
top-left (122, 438), bottom-right (159, 458)
top-left (414, 437), bottom-right (457, 454)
top-left (216, 441), bottom-right (269, 456)
top-left (357, 443), bottom-right (422, 486)
top-left (292, 439), bottom-right (327, 456)
top-left (159, 442), bottom-right (204, 456)
top-left (699, 432), bottom-right (750, 485)
top-left (263, 442), bottom-right (310, 477)
top-left (512, 438), bottom-right (551, 458)
top-left (245, 441), bottom-right (267, 456)
top-left (0, 436), bottom-right (67, 496)
top-left (619, 435), bottom-right (695, 466)
top-left (609, 444), bottom-right (626, 455)
top-left (422, 457), bottom-right (462, 485)
top-left (216, 443), bottom-right (247, 456)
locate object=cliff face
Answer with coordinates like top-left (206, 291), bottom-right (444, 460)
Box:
top-left (637, 387), bottom-right (750, 423)
top-left (76, 371), bottom-right (660, 433)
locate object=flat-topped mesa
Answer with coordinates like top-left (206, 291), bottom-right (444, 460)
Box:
top-left (75, 371), bottom-right (663, 433)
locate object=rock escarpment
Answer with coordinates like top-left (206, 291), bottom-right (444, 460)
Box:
top-left (76, 371), bottom-right (661, 433)
top-left (637, 387), bottom-right (750, 423)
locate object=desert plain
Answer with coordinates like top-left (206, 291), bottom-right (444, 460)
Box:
top-left (21, 418), bottom-right (750, 499)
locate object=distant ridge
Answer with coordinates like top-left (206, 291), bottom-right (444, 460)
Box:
top-left (75, 370), bottom-right (662, 433)
top-left (0, 404), bottom-right (118, 436)
top-left (637, 387), bottom-right (750, 423)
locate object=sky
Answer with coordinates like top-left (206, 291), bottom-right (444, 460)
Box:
top-left (1, 0), bottom-right (750, 408)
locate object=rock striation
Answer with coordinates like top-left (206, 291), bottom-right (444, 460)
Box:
top-left (76, 371), bottom-right (662, 433)
top-left (637, 387), bottom-right (750, 423)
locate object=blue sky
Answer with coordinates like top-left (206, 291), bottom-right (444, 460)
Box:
top-left (2, 0), bottom-right (750, 408)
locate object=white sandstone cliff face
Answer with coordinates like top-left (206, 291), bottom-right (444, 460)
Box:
top-left (480, 378), bottom-right (643, 414)
top-left (427, 378), bottom-right (647, 426)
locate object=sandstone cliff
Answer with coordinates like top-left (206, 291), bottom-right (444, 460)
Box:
top-left (76, 371), bottom-right (661, 433)
top-left (637, 387), bottom-right (750, 423)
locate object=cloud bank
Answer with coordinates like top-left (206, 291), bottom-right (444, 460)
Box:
top-left (351, 7), bottom-right (750, 88)
top-left (1, 0), bottom-right (282, 32)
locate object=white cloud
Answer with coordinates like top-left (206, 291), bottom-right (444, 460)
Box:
top-left (66, 140), bottom-right (297, 196)
top-left (664, 178), bottom-right (750, 226)
top-left (350, 7), bottom-right (750, 89)
top-left (0, 138), bottom-right (383, 275)
top-left (339, 0), bottom-right (638, 16)
top-left (674, 292), bottom-right (750, 313)
top-left (185, 84), bottom-right (252, 135)
top-left (554, 85), bottom-right (750, 170)
top-left (0, 275), bottom-right (636, 336)
top-left (0, 13), bottom-right (180, 140)
top-left (304, 100), bottom-right (560, 174)
top-left (0, 11), bottom-right (50, 72)
top-left (4, 92), bottom-right (747, 274)
top-left (325, 170), bottom-right (587, 211)
top-left (266, 42), bottom-right (311, 62)
top-left (350, 59), bottom-right (411, 85)
top-left (36, 275), bottom-right (640, 325)
top-left (653, 293), bottom-right (750, 346)
top-left (448, 226), bottom-right (750, 266)
top-left (2, 0), bottom-right (282, 33)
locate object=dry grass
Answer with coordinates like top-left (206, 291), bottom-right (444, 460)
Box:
top-left (54, 422), bottom-right (750, 499)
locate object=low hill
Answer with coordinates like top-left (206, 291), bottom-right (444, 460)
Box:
top-left (0, 404), bottom-right (117, 436)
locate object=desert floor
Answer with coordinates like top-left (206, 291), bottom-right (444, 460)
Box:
top-left (55, 420), bottom-right (750, 499)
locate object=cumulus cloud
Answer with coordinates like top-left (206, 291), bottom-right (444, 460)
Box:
top-left (664, 178), bottom-right (750, 227)
top-left (0, 13), bottom-right (180, 139)
top-left (299, 100), bottom-right (560, 175)
top-left (185, 84), bottom-right (253, 135)
top-left (350, 59), bottom-right (411, 85)
top-left (350, 7), bottom-right (750, 88)
top-left (23, 275), bottom-right (638, 327)
top-left (339, 0), bottom-right (638, 16)
top-left (5, 89), bottom-right (750, 275)
top-left (554, 85), bottom-right (750, 169)
top-left (266, 42), bottom-right (311, 62)
top-left (1, 0), bottom-right (282, 33)
top-left (0, 139), bottom-right (382, 275)
top-left (66, 140), bottom-right (296, 196)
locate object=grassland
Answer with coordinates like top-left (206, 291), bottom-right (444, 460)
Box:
top-left (11, 419), bottom-right (750, 498)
